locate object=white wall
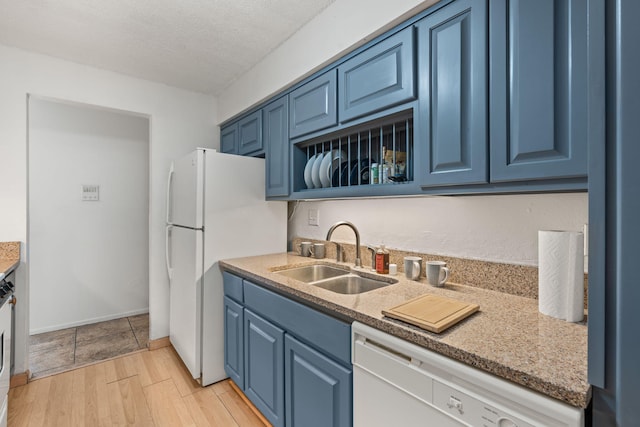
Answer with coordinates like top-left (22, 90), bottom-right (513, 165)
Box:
top-left (289, 194), bottom-right (588, 266)
top-left (217, 0), bottom-right (440, 122)
top-left (0, 44), bottom-right (217, 373)
top-left (29, 98), bottom-right (149, 333)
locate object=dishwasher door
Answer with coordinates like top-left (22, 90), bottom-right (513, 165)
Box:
top-left (354, 362), bottom-right (461, 426)
top-left (352, 322), bottom-right (584, 427)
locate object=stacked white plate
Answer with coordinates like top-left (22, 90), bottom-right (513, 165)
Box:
top-left (304, 150), bottom-right (348, 189)
top-left (304, 153), bottom-right (321, 189)
top-left (319, 149), bottom-right (347, 188)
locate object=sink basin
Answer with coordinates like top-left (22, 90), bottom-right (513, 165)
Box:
top-left (275, 263), bottom-right (396, 294)
top-left (276, 264), bottom-right (349, 283)
top-left (312, 274), bottom-right (395, 295)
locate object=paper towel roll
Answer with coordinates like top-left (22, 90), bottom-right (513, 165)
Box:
top-left (538, 230), bottom-right (584, 322)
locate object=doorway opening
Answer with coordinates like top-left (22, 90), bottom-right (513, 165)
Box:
top-left (27, 96), bottom-right (150, 378)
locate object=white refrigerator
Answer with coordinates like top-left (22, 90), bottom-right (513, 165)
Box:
top-left (165, 148), bottom-right (287, 386)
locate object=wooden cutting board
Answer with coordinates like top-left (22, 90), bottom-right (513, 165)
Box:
top-left (382, 294), bottom-right (479, 333)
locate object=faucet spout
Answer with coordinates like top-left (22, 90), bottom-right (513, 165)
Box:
top-left (326, 221), bottom-right (362, 267)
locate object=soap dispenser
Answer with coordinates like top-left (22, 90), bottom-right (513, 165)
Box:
top-left (375, 245), bottom-right (390, 274)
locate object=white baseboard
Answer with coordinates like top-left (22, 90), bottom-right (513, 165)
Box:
top-left (29, 308), bottom-right (149, 335)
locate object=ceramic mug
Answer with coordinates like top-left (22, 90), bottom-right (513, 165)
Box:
top-left (426, 261), bottom-right (450, 287)
top-left (403, 256), bottom-right (422, 280)
top-left (299, 241), bottom-right (312, 257)
top-left (309, 243), bottom-right (325, 259)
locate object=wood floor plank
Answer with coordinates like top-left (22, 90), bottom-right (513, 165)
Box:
top-left (43, 370), bottom-right (75, 426)
top-left (76, 361), bottom-right (112, 427)
top-left (210, 379), bottom-right (234, 396)
top-left (70, 368), bottom-right (87, 426)
top-left (107, 376), bottom-right (155, 426)
top-left (10, 347), bottom-right (263, 427)
top-left (218, 390), bottom-right (266, 427)
top-left (183, 388), bottom-right (239, 427)
top-left (135, 349), bottom-right (171, 387)
top-left (144, 378), bottom-right (197, 427)
top-left (157, 347), bottom-right (201, 397)
top-left (8, 376), bottom-right (52, 427)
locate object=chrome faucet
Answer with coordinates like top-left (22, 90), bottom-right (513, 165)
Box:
top-left (326, 221), bottom-right (362, 267)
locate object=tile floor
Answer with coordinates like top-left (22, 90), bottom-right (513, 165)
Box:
top-left (29, 313), bottom-right (149, 379)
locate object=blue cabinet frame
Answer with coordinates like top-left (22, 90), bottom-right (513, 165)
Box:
top-left (223, 296), bottom-right (244, 389)
top-left (264, 96), bottom-right (290, 197)
top-left (289, 71), bottom-right (338, 138)
top-left (338, 26), bottom-right (416, 123)
top-left (244, 309), bottom-right (285, 427)
top-left (238, 110), bottom-right (263, 156)
top-left (489, 0), bottom-right (588, 182)
top-left (285, 335), bottom-right (352, 427)
top-left (416, 0), bottom-right (488, 187)
top-left (220, 122), bottom-right (238, 155)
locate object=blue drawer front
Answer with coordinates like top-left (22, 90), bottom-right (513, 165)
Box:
top-left (243, 280), bottom-right (351, 366)
top-left (223, 271), bottom-right (243, 303)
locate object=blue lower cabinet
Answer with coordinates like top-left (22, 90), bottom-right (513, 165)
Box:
top-left (244, 309), bottom-right (285, 427)
top-left (285, 335), bottom-right (352, 427)
top-left (223, 296), bottom-right (244, 389)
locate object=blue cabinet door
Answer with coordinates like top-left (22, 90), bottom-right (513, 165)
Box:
top-left (244, 309), bottom-right (285, 427)
top-left (221, 123), bottom-right (238, 154)
top-left (338, 26), bottom-right (416, 123)
top-left (223, 296), bottom-right (244, 389)
top-left (238, 110), bottom-right (263, 156)
top-left (489, 0), bottom-right (588, 181)
top-left (284, 335), bottom-right (352, 427)
top-left (264, 96), bottom-right (290, 197)
top-left (416, 0), bottom-right (488, 187)
top-left (289, 70), bottom-right (338, 138)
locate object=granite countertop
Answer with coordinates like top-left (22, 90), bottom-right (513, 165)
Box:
top-left (219, 253), bottom-right (590, 409)
top-left (0, 242), bottom-right (20, 280)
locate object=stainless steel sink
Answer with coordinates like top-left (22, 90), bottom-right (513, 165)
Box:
top-left (312, 274), bottom-right (395, 294)
top-left (274, 263), bottom-right (396, 294)
top-left (275, 264), bottom-right (349, 283)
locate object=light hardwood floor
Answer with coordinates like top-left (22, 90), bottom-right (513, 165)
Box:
top-left (9, 346), bottom-right (267, 427)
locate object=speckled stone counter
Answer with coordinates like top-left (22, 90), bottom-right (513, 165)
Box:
top-left (0, 241), bottom-right (20, 279)
top-left (219, 253), bottom-right (590, 409)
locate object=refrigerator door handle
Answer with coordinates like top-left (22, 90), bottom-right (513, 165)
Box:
top-left (166, 164), bottom-right (174, 225)
top-left (165, 224), bottom-right (173, 281)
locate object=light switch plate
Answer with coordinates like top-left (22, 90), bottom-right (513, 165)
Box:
top-left (308, 208), bottom-right (319, 226)
top-left (81, 185), bottom-right (100, 201)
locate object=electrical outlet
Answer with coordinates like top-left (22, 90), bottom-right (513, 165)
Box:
top-left (308, 208), bottom-right (319, 226)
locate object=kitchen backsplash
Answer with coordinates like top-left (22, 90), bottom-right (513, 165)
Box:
top-left (292, 236), bottom-right (588, 309)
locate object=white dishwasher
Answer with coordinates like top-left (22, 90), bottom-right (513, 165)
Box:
top-left (352, 322), bottom-right (584, 427)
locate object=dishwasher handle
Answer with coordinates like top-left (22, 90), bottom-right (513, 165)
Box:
top-left (354, 335), bottom-right (414, 365)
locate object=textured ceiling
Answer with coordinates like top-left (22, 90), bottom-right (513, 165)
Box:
top-left (0, 0), bottom-right (335, 94)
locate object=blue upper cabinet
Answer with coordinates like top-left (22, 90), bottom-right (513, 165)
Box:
top-left (416, 0), bottom-right (488, 186)
top-left (238, 110), bottom-right (263, 156)
top-left (220, 122), bottom-right (238, 154)
top-left (338, 27), bottom-right (416, 123)
top-left (264, 96), bottom-right (290, 198)
top-left (289, 70), bottom-right (338, 139)
top-left (489, 0), bottom-right (588, 182)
